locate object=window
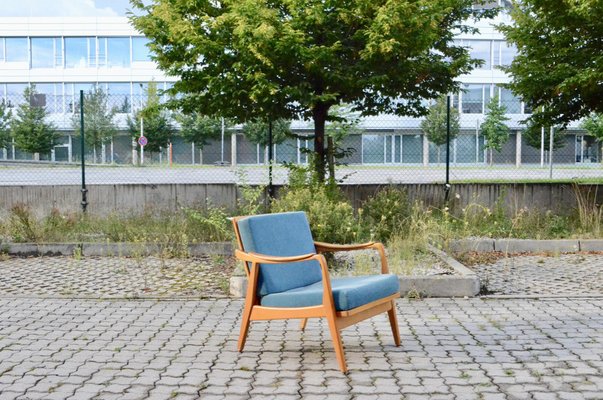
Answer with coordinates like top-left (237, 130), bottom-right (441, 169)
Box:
top-left (5, 83), bottom-right (28, 106)
top-left (103, 37), bottom-right (130, 67)
top-left (0, 40), bottom-right (4, 62)
top-left (107, 82), bottom-right (131, 113)
top-left (362, 135), bottom-right (385, 163)
top-left (33, 83), bottom-right (62, 113)
top-left (5, 38), bottom-right (28, 62)
top-left (132, 37), bottom-right (151, 62)
top-left (31, 38), bottom-right (62, 68)
top-left (465, 40), bottom-right (491, 69)
top-left (499, 87), bottom-right (521, 114)
top-left (462, 84), bottom-right (490, 114)
top-left (65, 37), bottom-right (95, 68)
top-left (500, 42), bottom-right (517, 66)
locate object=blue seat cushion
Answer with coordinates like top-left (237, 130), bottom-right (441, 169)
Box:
top-left (260, 274), bottom-right (400, 311)
top-left (237, 212), bottom-right (322, 296)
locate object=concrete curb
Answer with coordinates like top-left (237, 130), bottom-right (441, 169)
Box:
top-left (449, 238), bottom-right (603, 253)
top-left (229, 245), bottom-right (481, 299)
top-left (0, 242), bottom-right (233, 257)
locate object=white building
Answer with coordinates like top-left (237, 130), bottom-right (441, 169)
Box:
top-left (0, 8), bottom-right (597, 166)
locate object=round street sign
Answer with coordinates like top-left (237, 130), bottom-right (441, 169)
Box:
top-left (138, 136), bottom-right (148, 146)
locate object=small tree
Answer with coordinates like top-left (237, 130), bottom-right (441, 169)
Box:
top-left (581, 113), bottom-right (603, 161)
top-left (481, 95), bottom-right (510, 166)
top-left (523, 123), bottom-right (566, 156)
top-left (325, 105), bottom-right (361, 183)
top-left (72, 87), bottom-right (117, 163)
top-left (0, 100), bottom-right (11, 150)
top-left (177, 113), bottom-right (226, 149)
top-left (127, 81), bottom-right (175, 154)
top-left (421, 96), bottom-right (460, 164)
top-left (243, 119), bottom-right (291, 148)
top-left (11, 85), bottom-right (59, 159)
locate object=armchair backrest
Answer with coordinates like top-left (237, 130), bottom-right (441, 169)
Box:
top-left (235, 212), bottom-right (322, 296)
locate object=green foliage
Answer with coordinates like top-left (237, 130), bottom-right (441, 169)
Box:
top-left (523, 123), bottom-right (566, 151)
top-left (481, 95), bottom-right (510, 164)
top-left (360, 187), bottom-right (411, 243)
top-left (0, 100), bottom-right (11, 149)
top-left (421, 95), bottom-right (460, 163)
top-left (182, 207), bottom-right (232, 242)
top-left (11, 85), bottom-right (59, 156)
top-left (581, 113), bottom-right (603, 142)
top-left (127, 81), bottom-right (175, 153)
top-left (130, 0), bottom-right (494, 180)
top-left (177, 113), bottom-right (226, 148)
top-left (271, 184), bottom-right (360, 244)
top-left (242, 119), bottom-right (291, 146)
top-left (499, 0), bottom-right (603, 128)
top-left (72, 87), bottom-right (118, 163)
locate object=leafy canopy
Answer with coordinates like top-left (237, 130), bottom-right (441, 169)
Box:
top-left (481, 95), bottom-right (510, 153)
top-left (11, 86), bottom-right (59, 156)
top-left (0, 100), bottom-right (11, 150)
top-left (177, 113), bottom-right (228, 149)
top-left (130, 0), bottom-right (495, 178)
top-left (499, 0), bottom-right (603, 128)
top-left (420, 95), bottom-right (460, 147)
top-left (72, 87), bottom-right (118, 153)
top-left (243, 119), bottom-right (291, 147)
top-left (582, 113), bottom-right (603, 142)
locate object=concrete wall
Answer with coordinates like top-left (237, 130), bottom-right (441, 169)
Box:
top-left (0, 182), bottom-right (596, 217)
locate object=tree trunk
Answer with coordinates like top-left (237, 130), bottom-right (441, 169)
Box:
top-left (327, 136), bottom-right (335, 184)
top-left (312, 104), bottom-right (329, 182)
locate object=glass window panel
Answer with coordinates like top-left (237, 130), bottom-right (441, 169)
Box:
top-left (275, 139), bottom-right (297, 163)
top-left (6, 83), bottom-right (28, 106)
top-left (492, 41), bottom-right (501, 66)
top-left (0, 39), bottom-right (4, 62)
top-left (65, 37), bottom-right (88, 67)
top-left (132, 37), bottom-right (151, 62)
top-left (428, 142), bottom-right (447, 164)
top-left (107, 83), bottom-right (131, 113)
top-left (402, 135), bottom-right (422, 163)
top-left (385, 135), bottom-right (393, 163)
top-left (462, 84), bottom-right (484, 114)
top-left (362, 135), bottom-right (385, 163)
top-left (500, 87), bottom-right (521, 114)
top-left (394, 135), bottom-right (401, 163)
top-left (106, 37), bottom-right (130, 67)
top-left (98, 38), bottom-right (106, 67)
top-left (31, 38), bottom-right (55, 68)
top-left (5, 37), bottom-right (28, 62)
top-left (466, 40), bottom-right (491, 69)
top-left (455, 134), bottom-right (477, 163)
top-left (500, 42), bottom-right (517, 66)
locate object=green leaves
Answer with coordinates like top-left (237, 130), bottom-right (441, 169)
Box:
top-left (420, 95), bottom-right (460, 147)
top-left (0, 100), bottom-right (11, 150)
top-left (11, 86), bottom-right (59, 156)
top-left (481, 95), bottom-right (510, 162)
top-left (72, 87), bottom-right (117, 161)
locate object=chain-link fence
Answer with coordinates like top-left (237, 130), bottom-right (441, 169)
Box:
top-left (1, 90), bottom-right (602, 194)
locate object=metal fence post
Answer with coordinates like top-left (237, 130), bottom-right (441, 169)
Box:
top-left (79, 90), bottom-right (88, 213)
top-left (445, 95), bottom-right (451, 202)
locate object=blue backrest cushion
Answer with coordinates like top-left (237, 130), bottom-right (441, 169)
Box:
top-left (237, 212), bottom-right (322, 296)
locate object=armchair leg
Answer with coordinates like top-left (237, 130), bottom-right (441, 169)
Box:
top-left (326, 314), bottom-right (348, 373)
top-left (387, 300), bottom-right (401, 347)
top-left (237, 304), bottom-right (253, 352)
top-left (299, 318), bottom-right (308, 331)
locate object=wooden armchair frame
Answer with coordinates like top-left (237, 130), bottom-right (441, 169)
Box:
top-left (232, 216), bottom-right (401, 373)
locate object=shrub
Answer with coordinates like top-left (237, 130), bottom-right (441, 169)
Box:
top-left (360, 187), bottom-right (411, 243)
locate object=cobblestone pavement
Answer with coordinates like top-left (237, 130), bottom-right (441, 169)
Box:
top-left (470, 254), bottom-right (603, 296)
top-left (0, 297), bottom-right (601, 400)
top-left (0, 256), bottom-right (234, 298)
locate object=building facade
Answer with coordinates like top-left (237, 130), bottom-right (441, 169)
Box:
top-left (0, 9), bottom-right (598, 167)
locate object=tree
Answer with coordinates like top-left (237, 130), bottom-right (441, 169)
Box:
top-left (325, 105), bottom-right (361, 182)
top-left (243, 119), bottom-right (291, 147)
top-left (72, 87), bottom-right (117, 163)
top-left (481, 95), bottom-right (510, 165)
top-left (177, 113), bottom-right (226, 149)
top-left (420, 96), bottom-right (460, 164)
top-left (130, 0), bottom-right (495, 180)
top-left (499, 1), bottom-right (603, 129)
top-left (127, 81), bottom-right (175, 154)
top-left (581, 113), bottom-right (603, 161)
top-left (0, 100), bottom-right (11, 150)
top-left (523, 123), bottom-right (566, 153)
top-left (11, 86), bottom-right (59, 159)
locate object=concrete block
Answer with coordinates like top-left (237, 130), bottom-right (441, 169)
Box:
top-left (37, 243), bottom-right (81, 256)
top-left (494, 239), bottom-right (579, 253)
top-left (189, 242), bottom-right (232, 256)
top-left (5, 243), bottom-right (40, 256)
top-left (579, 239), bottom-right (603, 252)
top-left (230, 276), bottom-right (248, 298)
top-left (399, 276), bottom-right (480, 298)
top-left (447, 239), bottom-right (495, 253)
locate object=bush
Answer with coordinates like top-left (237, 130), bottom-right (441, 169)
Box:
top-left (360, 187), bottom-right (411, 243)
top-left (271, 184), bottom-right (361, 244)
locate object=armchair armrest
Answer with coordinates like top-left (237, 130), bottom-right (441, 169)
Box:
top-left (235, 249), bottom-right (317, 264)
top-left (314, 241), bottom-right (390, 274)
top-left (314, 241), bottom-right (376, 253)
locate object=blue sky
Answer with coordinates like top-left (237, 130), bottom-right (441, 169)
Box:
top-left (0, 0), bottom-right (132, 17)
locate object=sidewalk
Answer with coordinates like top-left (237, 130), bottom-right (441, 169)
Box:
top-left (0, 254), bottom-right (601, 399)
